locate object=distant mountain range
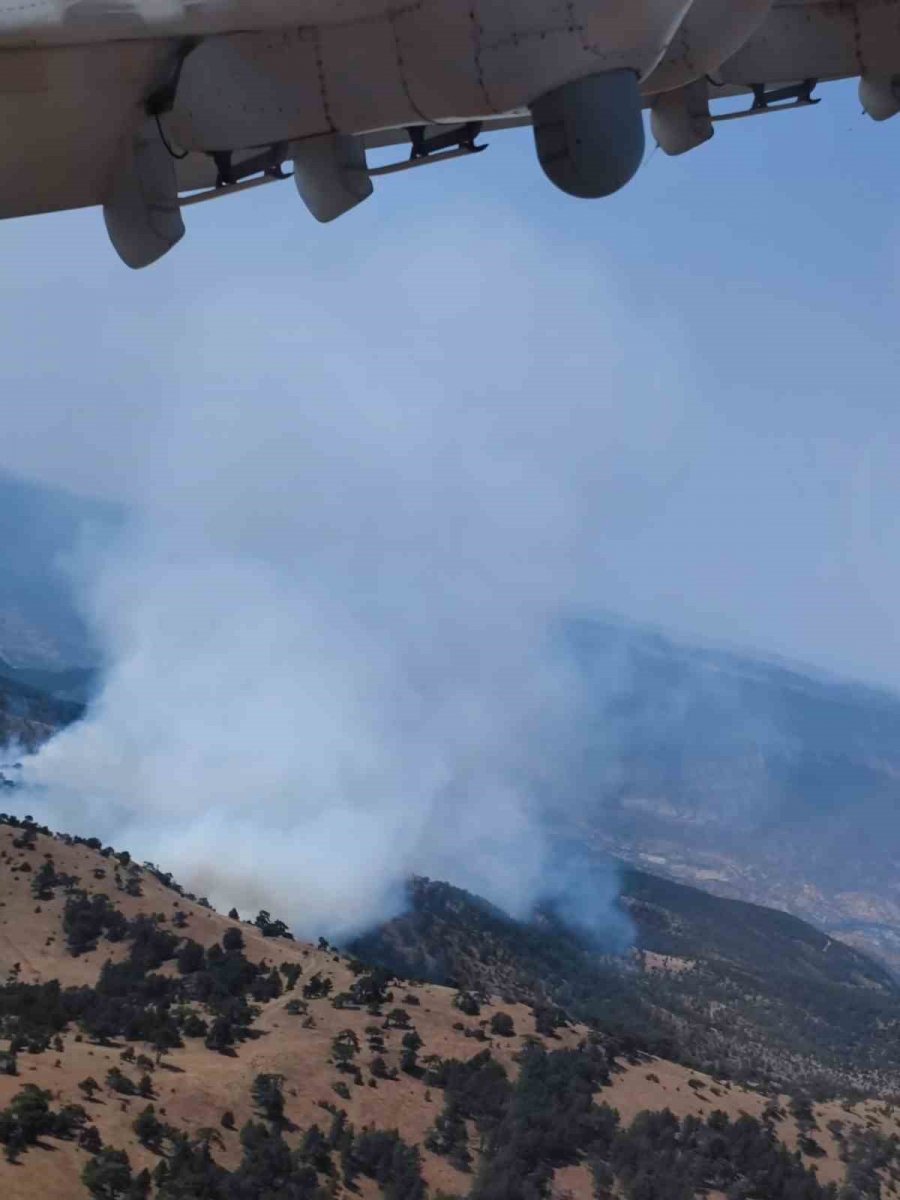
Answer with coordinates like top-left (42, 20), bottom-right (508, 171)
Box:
top-left (0, 661), bottom-right (87, 753)
top-left (0, 469), bottom-right (117, 670)
top-left (2, 469), bottom-right (900, 977)
top-left (562, 620), bottom-right (900, 974)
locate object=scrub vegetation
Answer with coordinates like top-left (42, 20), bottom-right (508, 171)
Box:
top-left (2, 814), bottom-right (900, 1200)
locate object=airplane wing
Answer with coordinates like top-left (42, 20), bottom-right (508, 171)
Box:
top-left (0, 2), bottom-right (396, 46)
top-left (0, 0), bottom-right (897, 267)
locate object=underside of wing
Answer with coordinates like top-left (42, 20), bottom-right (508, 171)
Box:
top-left (1, 0), bottom-right (898, 266)
top-left (0, 2), bottom-right (396, 47)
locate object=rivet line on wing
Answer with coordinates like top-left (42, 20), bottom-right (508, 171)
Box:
top-left (310, 22), bottom-right (336, 133)
top-left (390, 1), bottom-right (432, 124)
top-left (850, 0), bottom-right (864, 76)
top-left (470, 2), bottom-right (500, 114)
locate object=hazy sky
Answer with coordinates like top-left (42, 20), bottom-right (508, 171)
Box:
top-left (3, 80), bottom-right (900, 687)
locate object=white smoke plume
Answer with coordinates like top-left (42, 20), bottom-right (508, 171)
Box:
top-left (21, 208), bottom-right (690, 941)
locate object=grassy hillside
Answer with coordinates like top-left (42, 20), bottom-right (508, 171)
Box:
top-left (2, 818), bottom-right (900, 1199)
top-left (351, 871), bottom-right (900, 1098)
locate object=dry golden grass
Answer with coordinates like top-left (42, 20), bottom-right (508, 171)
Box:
top-left (0, 825), bottom-right (576, 1198)
top-left (606, 1056), bottom-right (900, 1194)
top-left (2, 824), bottom-right (899, 1200)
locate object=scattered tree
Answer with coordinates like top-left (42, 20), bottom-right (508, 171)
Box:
top-left (250, 1073), bottom-right (285, 1124)
top-left (490, 1012), bottom-right (515, 1038)
top-left (82, 1147), bottom-right (134, 1200)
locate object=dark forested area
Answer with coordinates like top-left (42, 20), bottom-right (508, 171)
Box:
top-left (351, 875), bottom-right (900, 1097)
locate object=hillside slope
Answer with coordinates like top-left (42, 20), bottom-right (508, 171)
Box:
top-left (352, 873), bottom-right (900, 1097)
top-left (3, 819), bottom-right (900, 1199)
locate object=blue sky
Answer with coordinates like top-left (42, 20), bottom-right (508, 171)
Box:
top-left (2, 78), bottom-right (900, 688)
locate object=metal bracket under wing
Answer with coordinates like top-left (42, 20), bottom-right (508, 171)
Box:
top-left (712, 79), bottom-right (820, 123)
top-left (173, 123), bottom-right (489, 213)
top-left (369, 122), bottom-right (487, 178)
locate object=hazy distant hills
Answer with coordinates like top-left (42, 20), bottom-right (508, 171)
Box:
top-left (0, 470), bottom-right (116, 670)
top-left (0, 664), bottom-right (86, 753)
top-left (564, 620), bottom-right (900, 974)
top-left (0, 662), bottom-right (96, 706)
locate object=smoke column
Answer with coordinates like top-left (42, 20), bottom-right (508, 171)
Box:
top-left (22, 211), bottom-right (688, 940)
